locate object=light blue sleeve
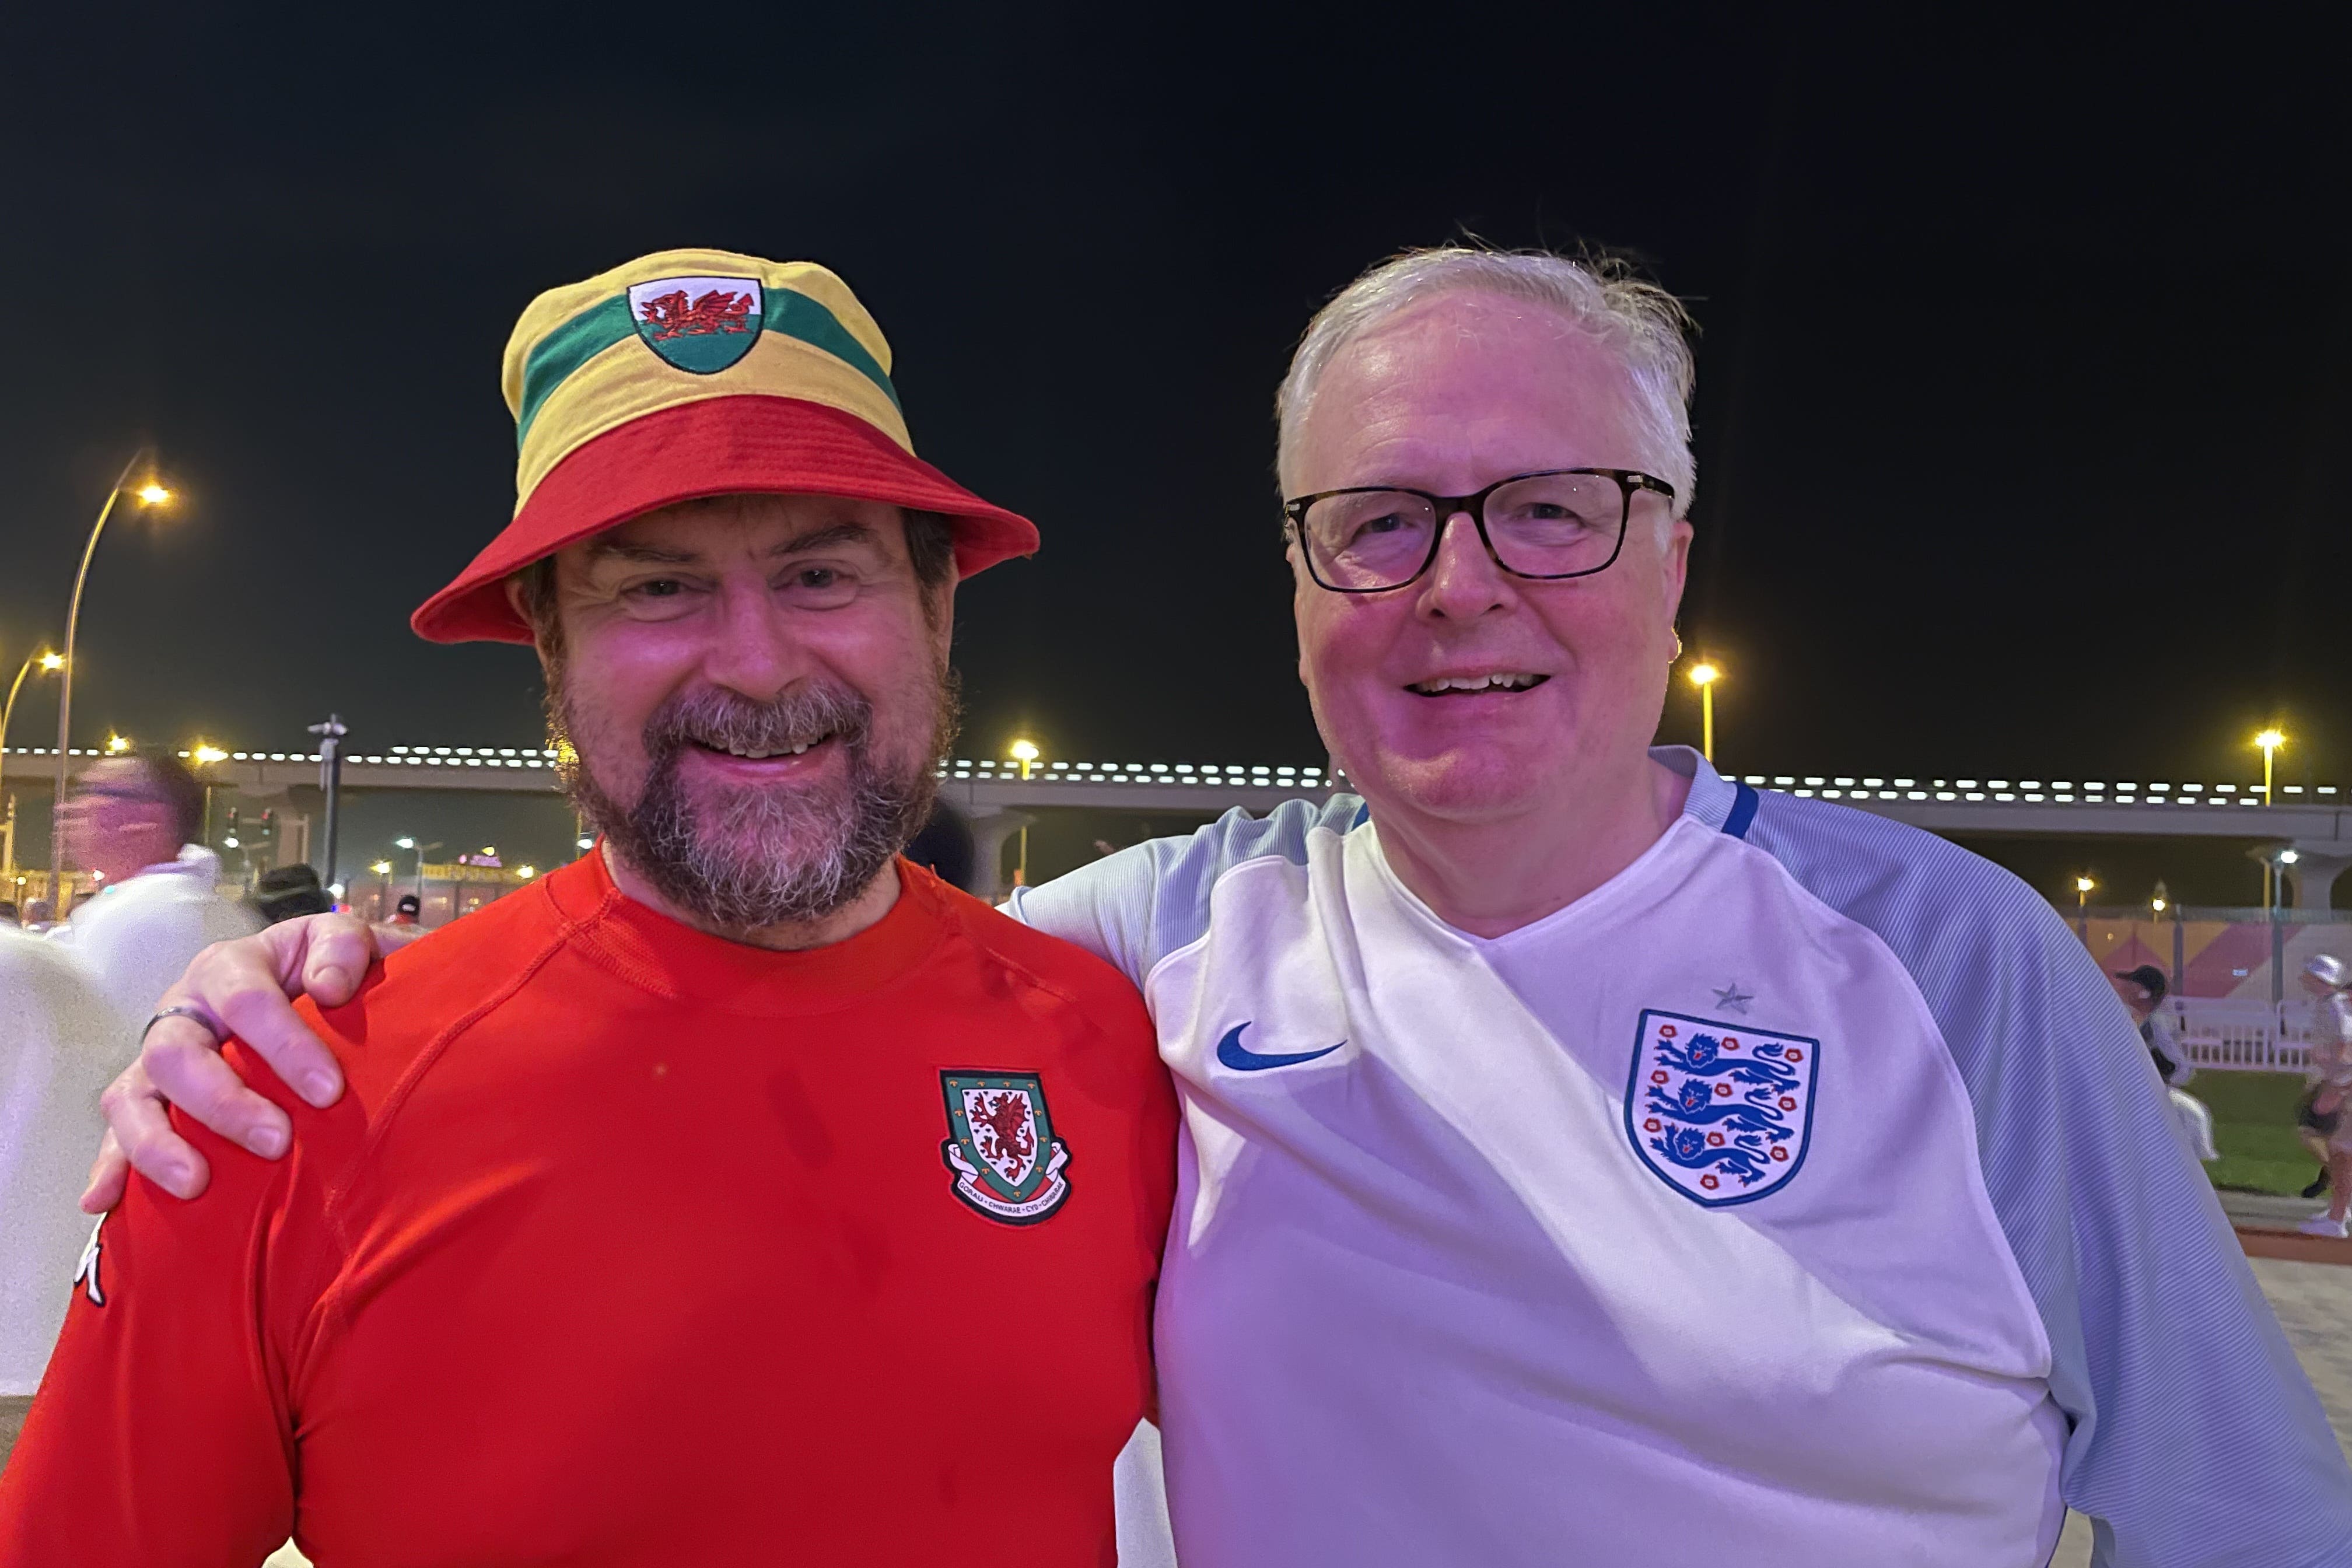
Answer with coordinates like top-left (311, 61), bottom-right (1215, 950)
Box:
top-left (1003, 797), bottom-right (1360, 988)
top-left (1743, 791), bottom-right (2352, 1567)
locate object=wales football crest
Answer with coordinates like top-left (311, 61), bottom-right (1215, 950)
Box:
top-left (627, 275), bottom-right (764, 374)
top-left (940, 1071), bottom-right (1072, 1226)
top-left (1626, 1009), bottom-right (1818, 1208)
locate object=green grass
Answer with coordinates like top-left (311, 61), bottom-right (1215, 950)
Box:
top-left (2184, 1072), bottom-right (2321, 1196)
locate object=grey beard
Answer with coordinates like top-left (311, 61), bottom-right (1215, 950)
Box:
top-left (558, 678), bottom-right (946, 932)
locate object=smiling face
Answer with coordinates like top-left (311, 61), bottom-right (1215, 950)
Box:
top-left (530, 493), bottom-right (956, 933)
top-left (1287, 292), bottom-right (1692, 830)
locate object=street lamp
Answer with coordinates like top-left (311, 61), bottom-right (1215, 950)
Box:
top-left (1686, 662), bottom-right (1721, 762)
top-left (394, 836), bottom-right (442, 909)
top-left (105, 733), bottom-right (130, 754)
top-left (51, 457), bottom-right (175, 911)
top-left (2255, 727), bottom-right (2286, 804)
top-left (0, 648), bottom-right (64, 818)
top-left (1007, 738), bottom-right (1041, 885)
top-left (2151, 880), bottom-right (2169, 915)
top-left (2074, 874), bottom-right (2095, 914)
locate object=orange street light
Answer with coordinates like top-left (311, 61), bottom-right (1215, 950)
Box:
top-left (52, 458), bottom-right (177, 909)
top-left (1686, 661), bottom-right (1721, 762)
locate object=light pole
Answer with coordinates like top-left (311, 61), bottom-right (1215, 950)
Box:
top-left (2255, 727), bottom-right (2285, 805)
top-left (0, 651), bottom-right (64, 870)
top-left (1009, 738), bottom-right (1040, 886)
top-left (394, 837), bottom-right (442, 911)
top-left (1686, 661), bottom-right (1721, 763)
top-left (2074, 874), bottom-right (2095, 937)
top-left (50, 460), bottom-right (174, 912)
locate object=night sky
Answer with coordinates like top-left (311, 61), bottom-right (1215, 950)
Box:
top-left (2, 9), bottom-right (2344, 900)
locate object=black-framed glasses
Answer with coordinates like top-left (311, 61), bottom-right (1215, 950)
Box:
top-left (1283, 468), bottom-right (1674, 593)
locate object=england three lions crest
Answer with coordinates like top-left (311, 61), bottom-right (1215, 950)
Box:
top-left (940, 1072), bottom-right (1072, 1226)
top-left (1626, 1009), bottom-right (1818, 1208)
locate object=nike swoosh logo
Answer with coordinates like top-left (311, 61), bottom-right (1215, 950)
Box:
top-left (1216, 1024), bottom-right (1345, 1073)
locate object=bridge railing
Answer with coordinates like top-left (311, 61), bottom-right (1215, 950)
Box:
top-left (2165, 998), bottom-right (2317, 1073)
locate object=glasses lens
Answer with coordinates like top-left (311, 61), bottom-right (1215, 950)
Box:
top-left (1302, 491), bottom-right (1438, 589)
top-left (1485, 473), bottom-right (1627, 576)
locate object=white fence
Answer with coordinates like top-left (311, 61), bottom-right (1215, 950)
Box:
top-left (2166, 998), bottom-right (2316, 1073)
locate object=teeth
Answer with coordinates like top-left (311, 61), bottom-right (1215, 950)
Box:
top-left (1409, 673), bottom-right (1542, 695)
top-left (719, 736), bottom-right (825, 759)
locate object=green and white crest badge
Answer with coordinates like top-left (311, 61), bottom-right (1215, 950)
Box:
top-left (940, 1071), bottom-right (1072, 1226)
top-left (627, 275), bottom-right (764, 374)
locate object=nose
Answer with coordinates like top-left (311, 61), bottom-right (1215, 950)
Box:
top-left (697, 579), bottom-right (816, 700)
top-left (1415, 510), bottom-right (1514, 621)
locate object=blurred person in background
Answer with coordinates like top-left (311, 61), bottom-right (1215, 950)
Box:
top-left (17, 902), bottom-right (51, 935)
top-left (252, 866), bottom-right (334, 927)
top-left (0, 924), bottom-right (116, 1468)
top-left (2297, 955), bottom-right (2352, 1238)
top-left (47, 750), bottom-right (258, 1041)
top-left (2112, 964), bottom-right (2214, 1164)
top-left (387, 892), bottom-right (421, 928)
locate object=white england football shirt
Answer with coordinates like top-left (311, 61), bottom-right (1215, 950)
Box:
top-left (1015, 750), bottom-right (2352, 1568)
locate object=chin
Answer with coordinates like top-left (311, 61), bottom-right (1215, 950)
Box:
top-left (1362, 747), bottom-right (1556, 822)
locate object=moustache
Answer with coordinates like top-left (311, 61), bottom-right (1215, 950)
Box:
top-left (642, 683), bottom-right (874, 770)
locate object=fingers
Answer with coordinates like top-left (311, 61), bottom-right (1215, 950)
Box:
top-left (98, 1061), bottom-right (213, 1202)
top-left (79, 1128), bottom-right (130, 1214)
top-left (142, 1019), bottom-right (295, 1159)
top-left (182, 928), bottom-right (348, 1109)
top-left (290, 912), bottom-right (380, 1006)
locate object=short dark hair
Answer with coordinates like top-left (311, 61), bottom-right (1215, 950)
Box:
top-left (509, 507), bottom-right (958, 656)
top-left (125, 748), bottom-right (206, 846)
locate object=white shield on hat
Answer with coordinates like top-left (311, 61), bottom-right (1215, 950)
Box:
top-left (626, 275), bottom-right (765, 374)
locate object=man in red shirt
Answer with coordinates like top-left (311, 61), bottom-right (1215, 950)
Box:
top-left (0, 250), bottom-right (1175, 1564)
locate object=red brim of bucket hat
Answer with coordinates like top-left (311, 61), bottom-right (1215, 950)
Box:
top-left (411, 396), bottom-right (1040, 645)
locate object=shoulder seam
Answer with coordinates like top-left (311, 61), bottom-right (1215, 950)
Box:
top-left (306, 881), bottom-right (616, 1349)
top-left (1138, 848), bottom-right (1318, 996)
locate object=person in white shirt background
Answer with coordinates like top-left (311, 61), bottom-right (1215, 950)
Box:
top-left (2112, 963), bottom-right (2217, 1166)
top-left (46, 750), bottom-right (258, 1039)
top-left (0, 924), bottom-right (116, 1455)
top-left (83, 247), bottom-right (2352, 1566)
top-left (2298, 954), bottom-right (2352, 1240)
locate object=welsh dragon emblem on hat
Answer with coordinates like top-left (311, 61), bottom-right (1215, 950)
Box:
top-left (626, 275), bottom-right (764, 374)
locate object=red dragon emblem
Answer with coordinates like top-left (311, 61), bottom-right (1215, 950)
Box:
top-left (635, 287), bottom-right (755, 342)
top-left (969, 1090), bottom-right (1037, 1181)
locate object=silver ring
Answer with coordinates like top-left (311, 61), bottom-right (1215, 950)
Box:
top-left (141, 1004), bottom-right (226, 1046)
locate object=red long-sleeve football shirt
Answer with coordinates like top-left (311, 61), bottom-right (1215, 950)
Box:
top-left (0, 852), bottom-right (1175, 1565)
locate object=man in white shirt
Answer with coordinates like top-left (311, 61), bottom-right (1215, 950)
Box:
top-left (0, 925), bottom-right (117, 1444)
top-left (86, 249), bottom-right (2352, 1565)
top-left (48, 751), bottom-right (258, 1041)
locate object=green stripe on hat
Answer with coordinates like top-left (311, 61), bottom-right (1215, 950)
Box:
top-left (516, 288), bottom-right (901, 449)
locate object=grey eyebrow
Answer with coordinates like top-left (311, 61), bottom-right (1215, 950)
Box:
top-left (765, 521), bottom-right (879, 557)
top-left (582, 521), bottom-right (881, 570)
top-left (582, 539), bottom-right (699, 566)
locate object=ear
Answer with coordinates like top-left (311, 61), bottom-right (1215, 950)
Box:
top-left (1659, 514), bottom-right (1695, 625)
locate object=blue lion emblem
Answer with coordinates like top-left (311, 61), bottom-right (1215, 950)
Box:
top-left (1626, 1012), bottom-right (1819, 1208)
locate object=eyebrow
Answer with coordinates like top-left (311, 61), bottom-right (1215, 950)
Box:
top-left (581, 520), bottom-right (882, 569)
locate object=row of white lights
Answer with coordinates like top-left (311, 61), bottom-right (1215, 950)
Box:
top-left (2, 746), bottom-right (2337, 803)
top-left (1733, 775), bottom-right (2341, 804)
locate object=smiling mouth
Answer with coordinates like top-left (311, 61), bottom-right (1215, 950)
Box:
top-left (688, 733), bottom-right (836, 761)
top-left (1405, 673), bottom-right (1550, 696)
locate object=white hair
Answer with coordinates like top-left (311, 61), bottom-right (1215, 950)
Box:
top-left (1276, 247), bottom-right (1698, 517)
